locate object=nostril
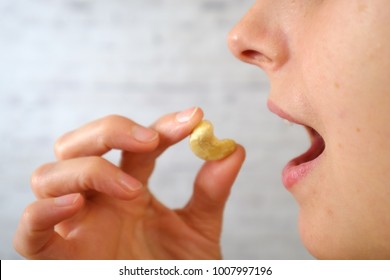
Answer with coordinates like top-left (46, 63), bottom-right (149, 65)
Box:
top-left (241, 50), bottom-right (272, 65)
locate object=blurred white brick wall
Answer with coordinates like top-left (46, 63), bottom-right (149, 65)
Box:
top-left (0, 0), bottom-right (312, 259)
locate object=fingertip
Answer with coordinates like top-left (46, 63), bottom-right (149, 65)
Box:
top-left (147, 107), bottom-right (204, 153)
top-left (233, 144), bottom-right (247, 165)
top-left (54, 193), bottom-right (83, 207)
top-left (154, 106), bottom-right (204, 132)
top-left (116, 172), bottom-right (145, 199)
top-left (175, 106), bottom-right (204, 124)
top-left (230, 143), bottom-right (246, 160)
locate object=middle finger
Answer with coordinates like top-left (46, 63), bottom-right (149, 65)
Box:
top-left (31, 156), bottom-right (144, 200)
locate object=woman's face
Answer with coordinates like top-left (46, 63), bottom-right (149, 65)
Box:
top-left (228, 0), bottom-right (390, 259)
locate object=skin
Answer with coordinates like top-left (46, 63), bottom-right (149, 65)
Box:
top-left (228, 0), bottom-right (390, 259)
top-left (14, 108), bottom-right (246, 259)
top-left (15, 0), bottom-right (390, 259)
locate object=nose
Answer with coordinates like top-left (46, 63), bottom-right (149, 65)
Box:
top-left (227, 3), bottom-right (289, 72)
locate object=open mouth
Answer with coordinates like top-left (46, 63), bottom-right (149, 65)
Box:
top-left (291, 126), bottom-right (325, 166)
top-left (267, 100), bottom-right (326, 188)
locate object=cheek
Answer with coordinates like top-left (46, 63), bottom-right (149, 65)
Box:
top-left (292, 0), bottom-right (390, 259)
top-left (295, 50), bottom-right (390, 259)
top-left (297, 106), bottom-right (390, 259)
top-left (299, 0), bottom-right (390, 187)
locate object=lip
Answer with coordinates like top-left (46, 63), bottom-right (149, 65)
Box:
top-left (267, 100), bottom-right (304, 125)
top-left (267, 100), bottom-right (325, 189)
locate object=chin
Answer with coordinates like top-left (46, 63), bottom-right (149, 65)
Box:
top-left (297, 210), bottom-right (351, 260)
top-left (298, 213), bottom-right (390, 260)
top-left (298, 212), bottom-right (329, 259)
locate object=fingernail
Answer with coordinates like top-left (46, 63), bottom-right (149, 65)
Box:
top-left (176, 107), bottom-right (198, 123)
top-left (54, 193), bottom-right (80, 207)
top-left (118, 173), bottom-right (143, 191)
top-left (132, 126), bottom-right (158, 143)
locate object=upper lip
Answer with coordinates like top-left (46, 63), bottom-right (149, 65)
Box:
top-left (267, 98), bottom-right (326, 163)
top-left (267, 99), bottom-right (304, 125)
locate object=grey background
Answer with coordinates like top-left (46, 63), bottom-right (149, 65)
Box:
top-left (0, 0), bottom-right (313, 259)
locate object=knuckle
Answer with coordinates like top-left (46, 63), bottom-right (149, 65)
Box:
top-left (100, 114), bottom-right (127, 131)
top-left (96, 114), bottom-right (129, 143)
top-left (77, 156), bottom-right (107, 189)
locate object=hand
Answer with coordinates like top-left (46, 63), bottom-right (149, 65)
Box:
top-left (14, 107), bottom-right (246, 259)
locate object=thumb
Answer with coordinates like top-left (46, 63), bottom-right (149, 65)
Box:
top-left (182, 145), bottom-right (245, 241)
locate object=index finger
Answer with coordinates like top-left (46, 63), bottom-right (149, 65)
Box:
top-left (119, 107), bottom-right (204, 180)
top-left (55, 115), bottom-right (160, 160)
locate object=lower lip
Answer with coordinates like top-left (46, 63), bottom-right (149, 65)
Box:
top-left (282, 156), bottom-right (322, 189)
top-left (282, 133), bottom-right (325, 189)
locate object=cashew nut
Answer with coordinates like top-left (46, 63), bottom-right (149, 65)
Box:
top-left (189, 120), bottom-right (236, 161)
